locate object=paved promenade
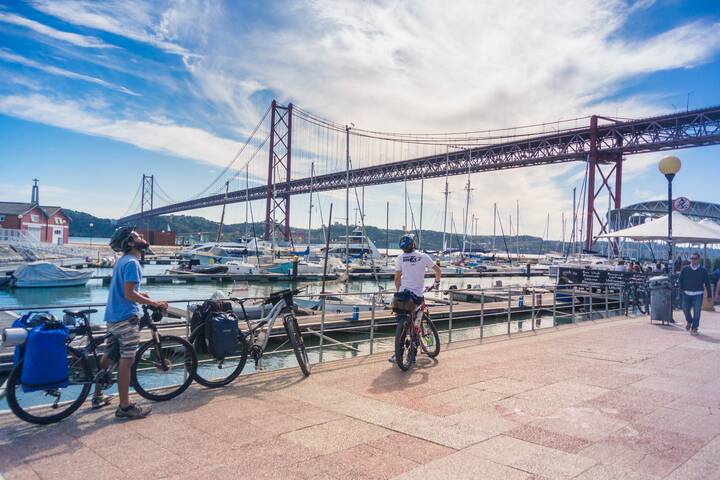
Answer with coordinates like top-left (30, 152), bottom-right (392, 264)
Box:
top-left (2, 311), bottom-right (720, 479)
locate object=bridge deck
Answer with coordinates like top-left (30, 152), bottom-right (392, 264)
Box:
top-left (2, 309), bottom-right (720, 479)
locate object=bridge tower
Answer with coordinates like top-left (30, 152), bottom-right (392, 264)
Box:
top-left (585, 115), bottom-right (623, 252)
top-left (141, 174), bottom-right (154, 213)
top-left (264, 100), bottom-right (293, 241)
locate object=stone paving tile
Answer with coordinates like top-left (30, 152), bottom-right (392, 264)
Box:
top-left (527, 406), bottom-right (628, 442)
top-left (281, 417), bottom-right (391, 454)
top-left (444, 408), bottom-right (520, 435)
top-left (571, 463), bottom-right (661, 480)
top-left (635, 406), bottom-right (720, 442)
top-left (389, 450), bottom-right (533, 480)
top-left (2, 464), bottom-right (43, 480)
top-left (467, 377), bottom-right (543, 395)
top-left (514, 381), bottom-right (609, 407)
top-left (366, 432), bottom-right (454, 465)
top-left (691, 434), bottom-right (720, 466)
top-left (579, 390), bottom-right (659, 422)
top-left (664, 458), bottom-right (720, 480)
top-left (464, 435), bottom-right (597, 479)
top-left (313, 443), bottom-right (420, 480)
top-left (485, 395), bottom-right (565, 424)
top-left (424, 386), bottom-right (506, 411)
top-left (506, 424), bottom-right (592, 454)
top-left (578, 440), bottom-right (686, 478)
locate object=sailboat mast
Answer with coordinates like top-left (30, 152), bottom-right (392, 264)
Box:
top-left (345, 125), bottom-right (350, 267)
top-left (244, 165), bottom-right (249, 238)
top-left (307, 162), bottom-right (314, 249)
top-left (419, 174), bottom-right (424, 249)
top-left (441, 148), bottom-right (449, 251)
top-left (216, 180), bottom-right (230, 242)
top-left (516, 200), bottom-right (520, 259)
top-left (492, 202), bottom-right (497, 252)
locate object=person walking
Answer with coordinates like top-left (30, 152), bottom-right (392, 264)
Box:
top-left (678, 252), bottom-right (712, 335)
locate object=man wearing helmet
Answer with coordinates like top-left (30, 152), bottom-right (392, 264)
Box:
top-left (395, 234), bottom-right (442, 296)
top-left (98, 226), bottom-right (168, 419)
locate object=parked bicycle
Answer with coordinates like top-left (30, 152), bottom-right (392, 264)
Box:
top-left (393, 286), bottom-right (441, 371)
top-left (626, 281), bottom-right (649, 314)
top-left (5, 305), bottom-right (197, 425)
top-left (189, 288), bottom-right (310, 388)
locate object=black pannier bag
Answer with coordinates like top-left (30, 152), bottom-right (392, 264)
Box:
top-left (205, 312), bottom-right (239, 360)
top-left (392, 291), bottom-right (418, 314)
top-left (190, 299), bottom-right (234, 354)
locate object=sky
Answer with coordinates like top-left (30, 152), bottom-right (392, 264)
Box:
top-left (1, 0), bottom-right (719, 241)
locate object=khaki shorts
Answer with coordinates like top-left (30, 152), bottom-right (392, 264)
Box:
top-left (107, 316), bottom-right (140, 359)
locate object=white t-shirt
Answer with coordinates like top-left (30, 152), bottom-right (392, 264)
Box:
top-left (395, 251), bottom-right (435, 296)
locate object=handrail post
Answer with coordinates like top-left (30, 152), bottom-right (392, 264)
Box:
top-left (605, 285), bottom-right (609, 318)
top-left (480, 290), bottom-right (484, 340)
top-left (553, 285), bottom-right (557, 326)
top-left (507, 286), bottom-right (512, 336)
top-left (448, 291), bottom-right (453, 343)
top-left (319, 296), bottom-right (326, 363)
top-left (589, 286), bottom-right (593, 320)
top-left (571, 286), bottom-right (576, 323)
top-left (369, 295), bottom-right (376, 355)
top-left (531, 287), bottom-right (536, 331)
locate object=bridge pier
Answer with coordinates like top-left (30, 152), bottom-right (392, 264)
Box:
top-left (264, 100), bottom-right (293, 241)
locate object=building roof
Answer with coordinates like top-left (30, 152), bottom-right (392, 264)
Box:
top-left (0, 201), bottom-right (66, 219)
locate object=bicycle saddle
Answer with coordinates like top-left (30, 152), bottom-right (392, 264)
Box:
top-left (62, 308), bottom-right (98, 317)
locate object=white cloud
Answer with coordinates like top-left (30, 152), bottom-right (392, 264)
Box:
top-left (0, 11), bottom-right (115, 49)
top-left (0, 50), bottom-right (139, 96)
top-left (0, 94), bottom-right (246, 169)
top-left (30, 0), bottom-right (195, 56)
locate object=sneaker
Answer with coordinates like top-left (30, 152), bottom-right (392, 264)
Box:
top-left (691, 329), bottom-right (699, 336)
top-left (91, 394), bottom-right (112, 410)
top-left (387, 354), bottom-right (396, 364)
top-left (686, 322), bottom-right (691, 331)
top-left (115, 403), bottom-right (152, 420)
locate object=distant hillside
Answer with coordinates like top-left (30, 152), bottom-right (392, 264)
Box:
top-left (64, 208), bottom-right (562, 252)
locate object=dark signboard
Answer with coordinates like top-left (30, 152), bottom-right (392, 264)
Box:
top-left (557, 267), bottom-right (649, 287)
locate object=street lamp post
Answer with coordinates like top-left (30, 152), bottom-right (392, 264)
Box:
top-left (89, 223), bottom-right (94, 247)
top-left (658, 155), bottom-right (681, 277)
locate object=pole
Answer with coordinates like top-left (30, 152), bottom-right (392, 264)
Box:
top-left (441, 148), bottom-right (449, 251)
top-left (216, 180), bottom-right (229, 242)
top-left (345, 125), bottom-right (350, 268)
top-left (321, 204), bottom-right (333, 294)
top-left (419, 174), bottom-right (424, 248)
top-left (492, 202), bottom-right (497, 252)
top-left (462, 172), bottom-right (471, 254)
top-left (404, 178), bottom-right (407, 230)
top-left (667, 175), bottom-right (674, 277)
top-left (245, 165), bottom-right (250, 238)
top-left (385, 201), bottom-right (389, 258)
top-left (516, 199), bottom-right (520, 259)
top-left (308, 162), bottom-right (314, 249)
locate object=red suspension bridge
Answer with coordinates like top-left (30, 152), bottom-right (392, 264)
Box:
top-left (118, 102), bottom-right (720, 250)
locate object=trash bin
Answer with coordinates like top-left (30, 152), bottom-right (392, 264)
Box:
top-left (648, 276), bottom-right (671, 323)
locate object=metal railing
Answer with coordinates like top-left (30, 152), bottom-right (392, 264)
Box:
top-left (1, 283), bottom-right (632, 372)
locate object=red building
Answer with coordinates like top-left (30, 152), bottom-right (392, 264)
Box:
top-left (0, 202), bottom-right (70, 245)
top-left (0, 181), bottom-right (70, 244)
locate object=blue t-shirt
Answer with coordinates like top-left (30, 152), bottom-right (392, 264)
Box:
top-left (104, 254), bottom-right (142, 323)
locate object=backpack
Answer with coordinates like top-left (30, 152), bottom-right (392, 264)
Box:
top-left (19, 318), bottom-right (70, 393)
top-left (190, 299), bottom-right (233, 354)
top-left (205, 312), bottom-right (239, 360)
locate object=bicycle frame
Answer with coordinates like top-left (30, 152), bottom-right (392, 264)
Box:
top-left (242, 297), bottom-right (294, 354)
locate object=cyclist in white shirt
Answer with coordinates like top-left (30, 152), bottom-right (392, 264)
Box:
top-left (390, 234), bottom-right (441, 363)
top-left (395, 234), bottom-right (441, 296)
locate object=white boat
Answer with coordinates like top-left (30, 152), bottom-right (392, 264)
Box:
top-left (12, 262), bottom-right (93, 288)
top-left (323, 227), bottom-right (382, 260)
top-left (225, 261), bottom-right (260, 275)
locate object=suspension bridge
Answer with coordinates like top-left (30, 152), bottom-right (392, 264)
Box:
top-left (118, 102), bottom-right (720, 250)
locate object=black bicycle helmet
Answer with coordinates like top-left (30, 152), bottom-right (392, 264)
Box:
top-left (399, 234), bottom-right (416, 253)
top-left (109, 225), bottom-right (136, 253)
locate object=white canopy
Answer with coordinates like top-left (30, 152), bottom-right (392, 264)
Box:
top-left (698, 219), bottom-right (720, 237)
top-left (599, 212), bottom-right (720, 244)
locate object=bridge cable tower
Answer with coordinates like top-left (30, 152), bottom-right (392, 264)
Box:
top-left (264, 100), bottom-right (293, 241)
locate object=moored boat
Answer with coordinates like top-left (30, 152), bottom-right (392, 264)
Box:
top-left (11, 262), bottom-right (93, 288)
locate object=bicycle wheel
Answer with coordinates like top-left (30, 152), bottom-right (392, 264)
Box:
top-left (132, 335), bottom-right (197, 402)
top-left (419, 313), bottom-right (441, 358)
top-left (190, 326), bottom-right (248, 388)
top-left (394, 315), bottom-right (416, 372)
top-left (6, 347), bottom-right (92, 425)
top-left (284, 315), bottom-right (310, 377)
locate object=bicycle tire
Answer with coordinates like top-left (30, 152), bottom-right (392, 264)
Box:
top-left (190, 326), bottom-right (248, 388)
top-left (132, 335), bottom-right (197, 402)
top-left (394, 315), bottom-right (416, 371)
top-left (284, 315), bottom-right (310, 377)
top-left (6, 347), bottom-right (92, 425)
top-left (419, 313), bottom-right (441, 358)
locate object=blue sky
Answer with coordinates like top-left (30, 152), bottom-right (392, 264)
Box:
top-left (0, 0), bottom-right (719, 239)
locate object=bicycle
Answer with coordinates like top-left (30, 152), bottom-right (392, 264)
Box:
top-left (189, 288), bottom-right (310, 387)
top-left (626, 281), bottom-right (649, 314)
top-left (5, 305), bottom-right (197, 425)
top-left (393, 286), bottom-right (441, 372)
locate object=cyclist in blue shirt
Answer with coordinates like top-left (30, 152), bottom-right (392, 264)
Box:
top-left (94, 226), bottom-right (167, 419)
